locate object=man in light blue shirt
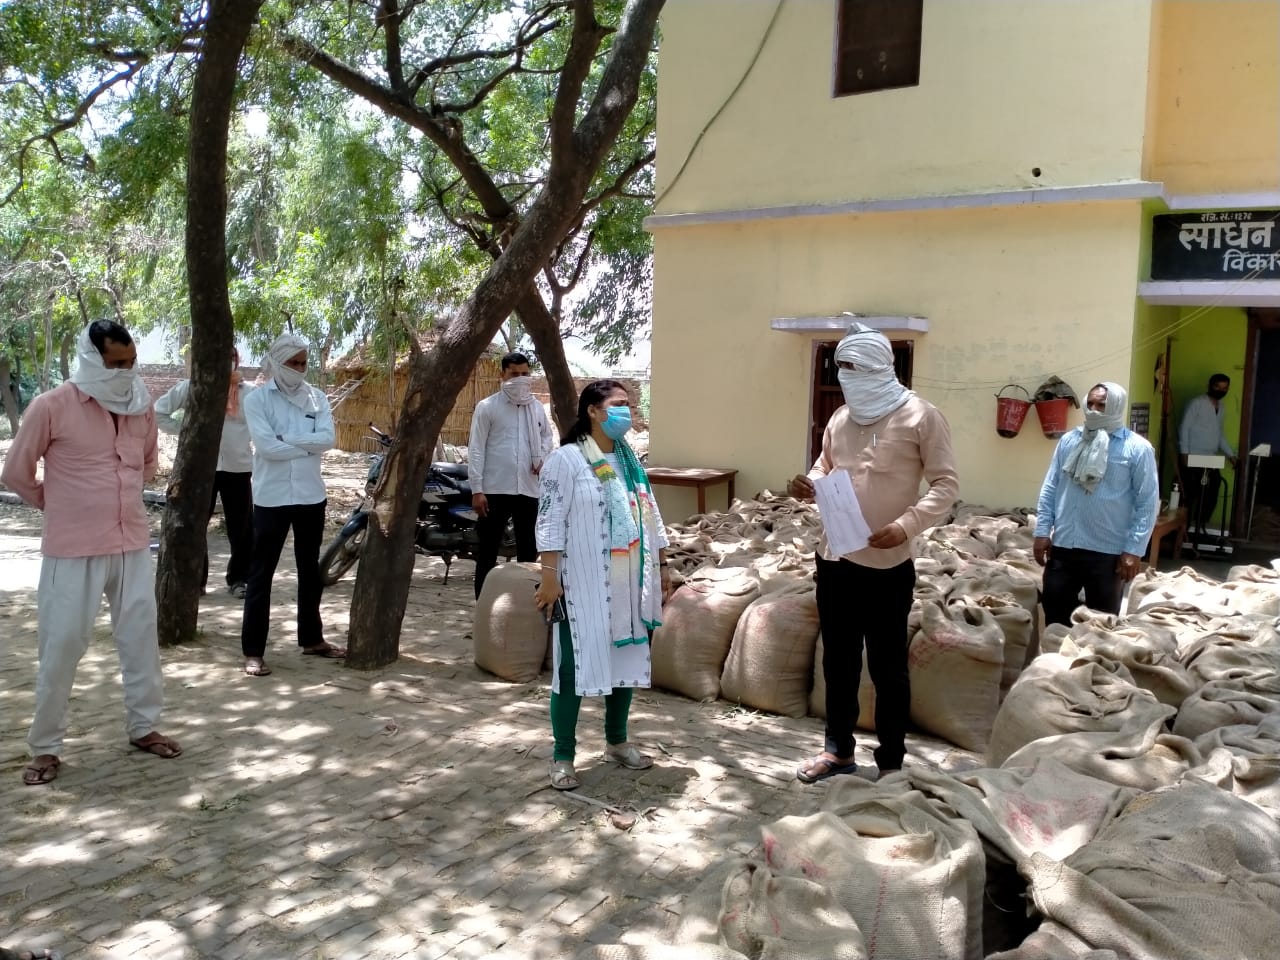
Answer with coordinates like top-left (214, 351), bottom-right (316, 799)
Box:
top-left (1178, 373), bottom-right (1236, 537)
top-left (1034, 382), bottom-right (1159, 626)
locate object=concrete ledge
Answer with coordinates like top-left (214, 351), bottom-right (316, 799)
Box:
top-left (771, 314), bottom-right (929, 334)
top-left (1139, 280), bottom-right (1280, 306)
top-left (645, 180), bottom-right (1164, 231)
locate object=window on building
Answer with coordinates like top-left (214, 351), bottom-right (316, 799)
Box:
top-left (834, 0), bottom-right (924, 97)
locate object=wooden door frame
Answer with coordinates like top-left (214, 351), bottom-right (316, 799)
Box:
top-left (808, 338), bottom-right (916, 466)
top-left (1235, 308), bottom-right (1280, 536)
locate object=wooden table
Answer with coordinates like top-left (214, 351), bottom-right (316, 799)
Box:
top-left (644, 467), bottom-right (738, 515)
top-left (1146, 506), bottom-right (1188, 571)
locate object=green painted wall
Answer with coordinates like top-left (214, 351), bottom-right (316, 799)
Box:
top-left (1129, 299), bottom-right (1180, 483)
top-left (1169, 305), bottom-right (1246, 491)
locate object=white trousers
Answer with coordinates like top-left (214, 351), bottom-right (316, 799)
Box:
top-left (30, 548), bottom-right (165, 756)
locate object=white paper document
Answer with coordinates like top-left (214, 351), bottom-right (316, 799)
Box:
top-left (812, 469), bottom-right (873, 556)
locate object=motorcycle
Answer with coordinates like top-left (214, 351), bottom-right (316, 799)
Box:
top-left (319, 423), bottom-right (514, 587)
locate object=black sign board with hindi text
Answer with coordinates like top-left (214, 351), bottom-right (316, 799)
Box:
top-left (1129, 402), bottom-right (1150, 438)
top-left (1151, 209), bottom-right (1280, 280)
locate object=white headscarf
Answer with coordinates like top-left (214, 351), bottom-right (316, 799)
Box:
top-left (500, 375), bottom-right (545, 472)
top-left (834, 322), bottom-right (914, 425)
top-left (69, 324), bottom-right (151, 416)
top-left (262, 332), bottom-right (316, 411)
top-left (1063, 381), bottom-right (1127, 493)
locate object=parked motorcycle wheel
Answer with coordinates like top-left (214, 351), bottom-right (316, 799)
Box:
top-left (319, 525), bottom-right (366, 586)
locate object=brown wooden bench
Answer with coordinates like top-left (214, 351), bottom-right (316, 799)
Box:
top-left (1147, 506), bottom-right (1188, 571)
top-left (644, 467), bottom-right (738, 515)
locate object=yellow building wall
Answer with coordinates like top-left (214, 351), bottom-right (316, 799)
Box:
top-left (654, 0), bottom-right (1155, 213)
top-left (649, 203), bottom-right (1146, 521)
top-left (1145, 0), bottom-right (1280, 193)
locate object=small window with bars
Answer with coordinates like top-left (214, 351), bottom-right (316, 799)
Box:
top-left (834, 0), bottom-right (924, 97)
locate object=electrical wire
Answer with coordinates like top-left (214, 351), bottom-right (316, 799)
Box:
top-left (652, 0), bottom-right (786, 210)
top-left (908, 268), bottom-right (1267, 393)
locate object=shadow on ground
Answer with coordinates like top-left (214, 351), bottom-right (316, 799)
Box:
top-left (0, 526), bottom-right (980, 960)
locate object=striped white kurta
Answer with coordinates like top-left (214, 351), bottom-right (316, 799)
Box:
top-left (535, 444), bottom-right (670, 697)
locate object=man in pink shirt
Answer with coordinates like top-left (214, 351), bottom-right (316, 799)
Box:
top-left (2, 320), bottom-right (181, 786)
top-left (788, 323), bottom-right (959, 783)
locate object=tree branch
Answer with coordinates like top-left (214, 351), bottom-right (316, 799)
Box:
top-left (549, 1), bottom-right (607, 169)
top-left (405, 17), bottom-right (561, 98)
top-left (281, 33), bottom-right (517, 224)
top-left (376, 0), bottom-right (407, 91)
top-left (2, 60), bottom-right (146, 206)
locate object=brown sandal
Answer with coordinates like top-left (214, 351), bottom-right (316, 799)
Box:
top-left (22, 755), bottom-right (60, 786)
top-left (796, 753), bottom-right (857, 783)
top-left (301, 642), bottom-right (346, 659)
top-left (130, 733), bottom-right (182, 759)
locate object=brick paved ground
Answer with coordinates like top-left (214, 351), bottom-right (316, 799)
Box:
top-left (0, 520), bottom-right (978, 960)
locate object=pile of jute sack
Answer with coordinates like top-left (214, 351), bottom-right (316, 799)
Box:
top-left (474, 495), bottom-right (1280, 960)
top-left (577, 593), bottom-right (1280, 960)
top-left (475, 494), bottom-right (1043, 754)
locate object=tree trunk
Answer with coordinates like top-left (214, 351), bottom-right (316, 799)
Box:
top-left (515, 288), bottom-right (578, 434)
top-left (155, 0), bottom-right (264, 647)
top-left (0, 356), bottom-right (20, 434)
top-left (345, 0), bottom-right (666, 668)
top-left (59, 331), bottom-right (73, 381)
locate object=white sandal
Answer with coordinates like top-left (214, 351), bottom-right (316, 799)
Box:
top-left (548, 760), bottom-right (580, 790)
top-left (606, 742), bottom-right (654, 770)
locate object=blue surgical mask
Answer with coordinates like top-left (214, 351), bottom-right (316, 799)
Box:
top-left (601, 406), bottom-right (632, 440)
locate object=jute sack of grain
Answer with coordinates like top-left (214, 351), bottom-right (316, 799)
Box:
top-left (1128, 565), bottom-right (1220, 611)
top-left (909, 598), bottom-right (1005, 752)
top-left (1001, 715), bottom-right (1202, 791)
top-left (1058, 631), bottom-right (1195, 708)
top-left (808, 634), bottom-right (875, 728)
top-left (986, 656), bottom-right (1175, 767)
top-left (1178, 620), bottom-right (1280, 681)
top-left (950, 558), bottom-right (1039, 613)
top-left (967, 515), bottom-right (1022, 553)
top-left (1228, 562), bottom-right (1280, 582)
top-left (672, 858), bottom-right (868, 960)
top-left (922, 523), bottom-right (997, 561)
top-left (911, 535), bottom-right (967, 573)
top-left (1130, 605), bottom-right (1238, 652)
top-left (720, 585), bottom-right (820, 718)
top-left (995, 524), bottom-right (1036, 555)
top-left (473, 562), bottom-right (549, 683)
top-left (970, 593), bottom-right (1034, 700)
top-left (905, 759), bottom-right (1135, 866)
top-left (1004, 783), bottom-right (1280, 960)
top-left (799, 776), bottom-right (984, 960)
top-left (650, 567), bottom-right (760, 702)
top-left (576, 946), bottom-right (750, 960)
top-left (1184, 744), bottom-right (1280, 819)
top-left (1171, 669), bottom-right (1280, 739)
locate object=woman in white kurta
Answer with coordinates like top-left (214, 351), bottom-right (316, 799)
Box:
top-left (534, 380), bottom-right (672, 790)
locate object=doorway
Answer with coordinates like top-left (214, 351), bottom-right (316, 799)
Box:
top-left (809, 339), bottom-right (913, 465)
top-left (1237, 309), bottom-right (1280, 549)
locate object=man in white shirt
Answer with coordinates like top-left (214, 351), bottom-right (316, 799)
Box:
top-left (239, 333), bottom-right (343, 676)
top-left (1178, 373), bottom-right (1237, 538)
top-left (154, 348), bottom-right (256, 596)
top-left (468, 352), bottom-right (556, 598)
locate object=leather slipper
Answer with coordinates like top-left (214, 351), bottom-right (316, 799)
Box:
top-left (301, 642), bottom-right (347, 659)
top-left (21, 755), bottom-right (60, 786)
top-left (129, 733), bottom-right (182, 759)
top-left (244, 657), bottom-right (272, 676)
top-left (796, 753), bottom-right (857, 783)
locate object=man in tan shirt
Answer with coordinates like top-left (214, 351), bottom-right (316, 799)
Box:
top-left (789, 324), bottom-right (959, 782)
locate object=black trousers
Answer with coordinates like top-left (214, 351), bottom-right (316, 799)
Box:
top-left (204, 470), bottom-right (254, 588)
top-left (816, 555), bottom-right (916, 771)
top-left (241, 501), bottom-right (326, 657)
top-left (473, 493), bottom-right (539, 598)
top-left (1187, 467), bottom-right (1224, 537)
top-left (1041, 546), bottom-right (1123, 627)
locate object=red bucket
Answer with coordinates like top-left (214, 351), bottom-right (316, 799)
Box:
top-left (995, 385), bottom-right (1032, 438)
top-left (1035, 398), bottom-right (1072, 439)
